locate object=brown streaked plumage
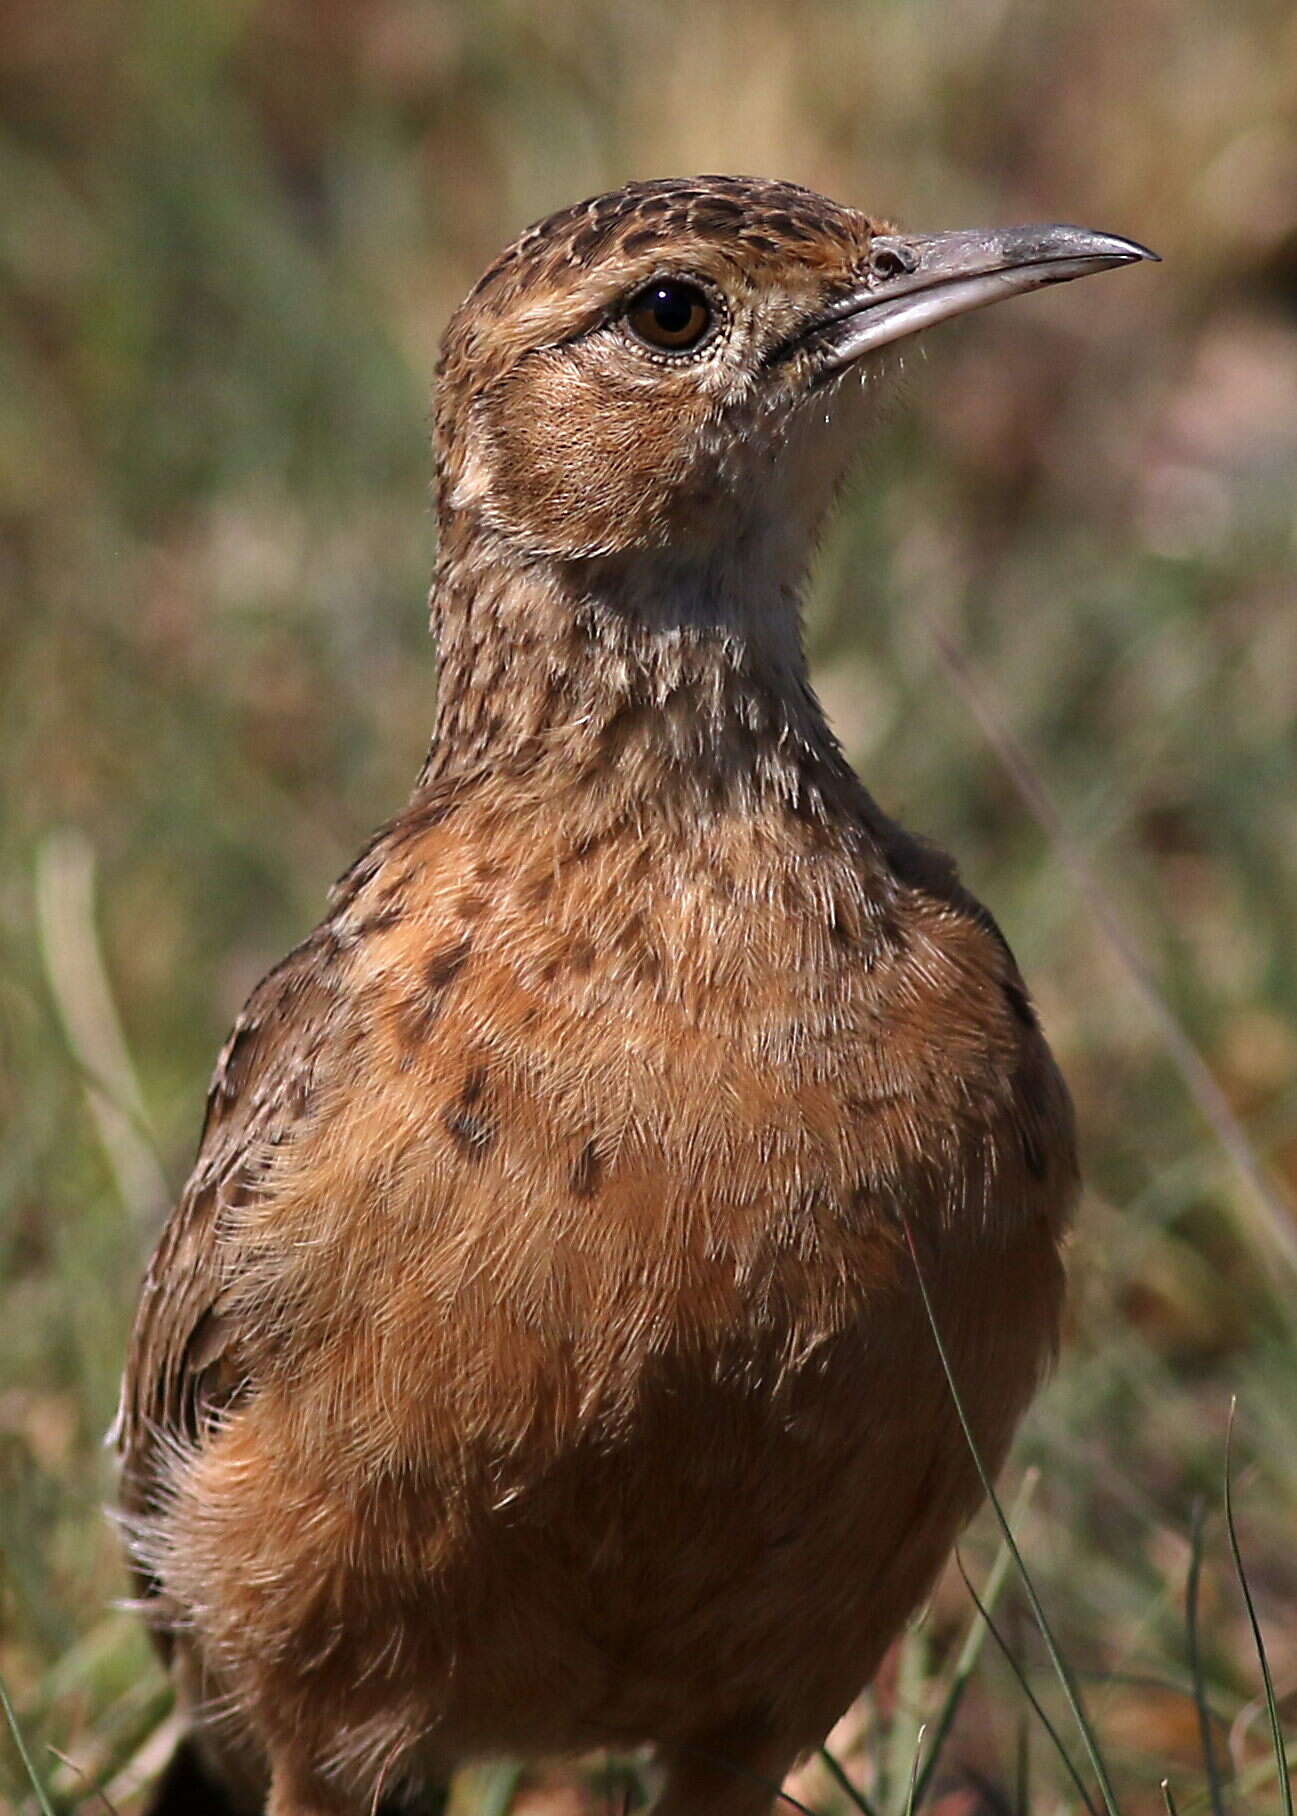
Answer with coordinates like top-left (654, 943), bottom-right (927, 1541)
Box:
top-left (116, 175), bottom-right (1154, 1816)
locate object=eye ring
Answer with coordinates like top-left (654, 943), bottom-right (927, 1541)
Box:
top-left (625, 278), bottom-right (715, 354)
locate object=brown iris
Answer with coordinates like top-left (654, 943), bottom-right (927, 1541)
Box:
top-left (626, 279), bottom-right (713, 352)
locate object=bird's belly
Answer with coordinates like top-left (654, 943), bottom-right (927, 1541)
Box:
top-left (321, 1211), bottom-right (1055, 1758)
top-left (425, 1329), bottom-right (970, 1754)
top-left (165, 1201), bottom-right (1061, 1793)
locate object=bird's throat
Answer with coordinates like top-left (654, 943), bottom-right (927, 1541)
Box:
top-left (421, 542), bottom-right (857, 824)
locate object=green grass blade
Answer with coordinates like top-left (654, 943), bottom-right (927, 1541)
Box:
top-left (477, 1760), bottom-right (525, 1816)
top-left (0, 1672), bottom-right (56, 1816)
top-left (901, 1212), bottom-right (1121, 1816)
top-left (910, 1470), bottom-right (1040, 1810)
top-left (903, 1723), bottom-right (925, 1816)
top-left (1185, 1498), bottom-right (1229, 1816)
top-left (1224, 1401), bottom-right (1292, 1816)
top-left (955, 1555), bottom-right (1099, 1816)
top-left (884, 1628), bottom-right (928, 1815)
top-left (819, 1742), bottom-right (882, 1816)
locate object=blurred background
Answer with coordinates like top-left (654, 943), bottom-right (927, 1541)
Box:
top-left (2, 1), bottom-right (1296, 1810)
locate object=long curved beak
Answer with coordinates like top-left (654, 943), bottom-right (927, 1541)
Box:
top-left (813, 223), bottom-right (1158, 373)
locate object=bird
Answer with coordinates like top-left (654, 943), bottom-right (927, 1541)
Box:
top-left (115, 175), bottom-right (1154, 1816)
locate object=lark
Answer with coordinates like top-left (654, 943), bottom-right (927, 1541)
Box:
top-left (117, 176), bottom-right (1153, 1816)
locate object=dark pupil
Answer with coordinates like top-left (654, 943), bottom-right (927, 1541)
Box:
top-left (651, 285), bottom-right (695, 334)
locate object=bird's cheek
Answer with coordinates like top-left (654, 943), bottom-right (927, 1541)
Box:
top-left (465, 356), bottom-right (706, 559)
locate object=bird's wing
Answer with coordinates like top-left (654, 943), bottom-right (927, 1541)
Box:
top-left (116, 922), bottom-right (350, 1513)
top-left (115, 787), bottom-right (460, 1524)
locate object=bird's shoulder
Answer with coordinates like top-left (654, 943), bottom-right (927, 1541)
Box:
top-left (836, 810), bottom-right (1080, 1235)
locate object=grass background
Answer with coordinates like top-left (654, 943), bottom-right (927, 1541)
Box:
top-left (3, 0), bottom-right (1297, 1809)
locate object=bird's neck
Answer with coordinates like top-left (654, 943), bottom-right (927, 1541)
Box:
top-left (421, 533), bottom-right (859, 824)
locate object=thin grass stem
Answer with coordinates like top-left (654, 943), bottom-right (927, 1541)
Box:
top-left (819, 1743), bottom-right (882, 1816)
top-left (903, 1724), bottom-right (925, 1816)
top-left (902, 1214), bottom-right (1121, 1816)
top-left (923, 617), bottom-right (1297, 1281)
top-left (1224, 1401), bottom-right (1292, 1816)
top-left (910, 1470), bottom-right (1040, 1810)
top-left (0, 1672), bottom-right (56, 1816)
top-left (1186, 1498), bottom-right (1229, 1816)
top-left (955, 1556), bottom-right (1098, 1816)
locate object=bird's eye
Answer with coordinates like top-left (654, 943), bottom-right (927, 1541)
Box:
top-left (625, 280), bottom-right (713, 353)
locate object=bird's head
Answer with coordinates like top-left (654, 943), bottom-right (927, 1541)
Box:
top-left (435, 175), bottom-right (1153, 583)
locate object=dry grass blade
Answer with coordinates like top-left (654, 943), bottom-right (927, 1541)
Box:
top-left (1163, 1780), bottom-right (1182, 1816)
top-left (33, 829), bottom-right (170, 1222)
top-left (45, 1744), bottom-right (121, 1815)
top-left (1224, 1401), bottom-right (1293, 1816)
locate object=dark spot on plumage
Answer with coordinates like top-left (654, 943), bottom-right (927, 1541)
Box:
top-left (828, 906), bottom-right (855, 947)
top-left (690, 204), bottom-right (743, 235)
top-left (620, 227), bottom-right (664, 256)
top-left (570, 222), bottom-right (612, 262)
top-left (615, 910), bottom-right (645, 951)
top-left (767, 209), bottom-right (815, 242)
top-left (743, 233), bottom-right (779, 255)
top-left (426, 937), bottom-right (473, 993)
top-left (394, 937), bottom-right (472, 1050)
top-left (457, 890), bottom-right (489, 922)
top-left (631, 943), bottom-right (663, 989)
top-left (568, 938), bottom-right (596, 975)
top-left (445, 1069), bottom-right (494, 1159)
top-left (521, 872), bottom-right (554, 910)
top-left (695, 194), bottom-right (745, 221)
top-left (571, 1140), bottom-right (602, 1199)
top-left (565, 828), bottom-right (609, 866)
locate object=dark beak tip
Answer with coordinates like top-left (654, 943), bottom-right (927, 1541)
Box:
top-left (1035, 224), bottom-right (1160, 267)
top-left (1097, 231), bottom-right (1160, 265)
